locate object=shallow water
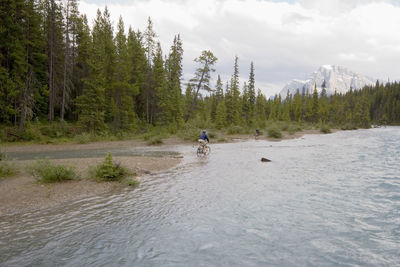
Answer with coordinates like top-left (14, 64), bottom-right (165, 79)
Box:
top-left (6, 146), bottom-right (179, 160)
top-left (1, 127), bottom-right (399, 266)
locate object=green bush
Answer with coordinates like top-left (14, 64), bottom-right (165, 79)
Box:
top-left (147, 136), bottom-right (163, 145)
top-left (28, 159), bottom-right (76, 183)
top-left (74, 133), bottom-right (92, 144)
top-left (341, 123), bottom-right (358, 130)
top-left (177, 125), bottom-right (200, 141)
top-left (0, 160), bottom-right (18, 178)
top-left (21, 125), bottom-right (43, 141)
top-left (267, 127), bottom-right (283, 138)
top-left (90, 153), bottom-right (132, 182)
top-left (280, 123), bottom-right (289, 131)
top-left (226, 125), bottom-right (248, 135)
top-left (320, 125), bottom-right (331, 134)
top-left (208, 132), bottom-right (217, 139)
top-left (287, 124), bottom-right (303, 135)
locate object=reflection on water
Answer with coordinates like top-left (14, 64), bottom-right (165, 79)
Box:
top-left (1, 127), bottom-right (399, 266)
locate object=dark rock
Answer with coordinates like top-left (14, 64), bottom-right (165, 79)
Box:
top-left (261, 157), bottom-right (271, 162)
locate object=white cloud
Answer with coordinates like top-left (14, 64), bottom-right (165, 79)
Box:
top-left (79, 0), bottom-right (400, 97)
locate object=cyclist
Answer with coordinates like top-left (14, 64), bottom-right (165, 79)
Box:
top-left (198, 130), bottom-right (209, 148)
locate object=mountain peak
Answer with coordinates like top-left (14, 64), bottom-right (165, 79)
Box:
top-left (280, 65), bottom-right (376, 96)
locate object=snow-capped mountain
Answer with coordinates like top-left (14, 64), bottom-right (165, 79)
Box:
top-left (279, 65), bottom-right (376, 96)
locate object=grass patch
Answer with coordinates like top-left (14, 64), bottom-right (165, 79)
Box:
top-left (0, 160), bottom-right (18, 178)
top-left (89, 152), bottom-right (133, 182)
top-left (74, 133), bottom-right (92, 144)
top-left (217, 137), bottom-right (227, 143)
top-left (287, 124), bottom-right (303, 135)
top-left (267, 127), bottom-right (283, 139)
top-left (226, 125), bottom-right (250, 135)
top-left (147, 136), bottom-right (163, 145)
top-left (320, 125), bottom-right (331, 134)
top-left (28, 159), bottom-right (76, 183)
top-left (341, 123), bottom-right (358, 130)
top-left (122, 177), bottom-right (140, 187)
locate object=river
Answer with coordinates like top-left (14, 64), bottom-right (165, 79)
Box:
top-left (0, 127), bottom-right (399, 266)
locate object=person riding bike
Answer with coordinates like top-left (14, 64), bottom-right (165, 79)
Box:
top-left (198, 130), bottom-right (209, 148)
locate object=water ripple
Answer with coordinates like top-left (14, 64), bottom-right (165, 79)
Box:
top-left (1, 127), bottom-right (400, 266)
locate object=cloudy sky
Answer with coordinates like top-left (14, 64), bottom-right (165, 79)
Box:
top-left (79, 0), bottom-right (400, 96)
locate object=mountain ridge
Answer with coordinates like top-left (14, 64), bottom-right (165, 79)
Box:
top-left (279, 65), bottom-right (377, 96)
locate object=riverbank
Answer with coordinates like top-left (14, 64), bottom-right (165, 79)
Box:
top-left (0, 156), bottom-right (181, 216)
top-left (0, 128), bottom-right (337, 216)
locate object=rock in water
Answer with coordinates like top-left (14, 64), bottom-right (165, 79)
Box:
top-left (261, 157), bottom-right (271, 162)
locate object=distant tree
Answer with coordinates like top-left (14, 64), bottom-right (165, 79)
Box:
top-left (312, 83), bottom-right (319, 122)
top-left (185, 50), bottom-right (217, 122)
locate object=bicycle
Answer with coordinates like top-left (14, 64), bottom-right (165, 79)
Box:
top-left (196, 142), bottom-right (211, 157)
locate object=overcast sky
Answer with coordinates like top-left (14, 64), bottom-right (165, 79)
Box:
top-left (78, 0), bottom-right (400, 96)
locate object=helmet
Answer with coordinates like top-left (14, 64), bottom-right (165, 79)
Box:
top-left (202, 129), bottom-right (207, 134)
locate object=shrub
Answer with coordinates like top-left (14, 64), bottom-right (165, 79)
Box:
top-left (177, 125), bottom-right (200, 141)
top-left (91, 153), bottom-right (132, 182)
top-left (320, 125), bottom-right (331, 134)
top-left (21, 125), bottom-right (43, 141)
top-left (74, 133), bottom-right (92, 144)
top-left (341, 123), bottom-right (358, 130)
top-left (280, 123), bottom-right (289, 131)
top-left (28, 159), bottom-right (76, 183)
top-left (267, 127), bottom-right (282, 138)
top-left (208, 132), bottom-right (217, 139)
top-left (227, 125), bottom-right (247, 135)
top-left (147, 136), bottom-right (163, 145)
top-left (287, 124), bottom-right (303, 135)
top-left (0, 160), bottom-right (18, 178)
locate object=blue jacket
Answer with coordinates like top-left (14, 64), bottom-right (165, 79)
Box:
top-left (199, 132), bottom-right (209, 142)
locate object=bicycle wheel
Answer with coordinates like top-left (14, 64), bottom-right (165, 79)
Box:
top-left (204, 145), bottom-right (211, 155)
top-left (197, 146), bottom-right (203, 157)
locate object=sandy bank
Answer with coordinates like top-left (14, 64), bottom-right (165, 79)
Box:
top-left (0, 156), bottom-right (181, 216)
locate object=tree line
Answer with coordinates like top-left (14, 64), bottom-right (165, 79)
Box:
top-left (1, 0), bottom-right (399, 140)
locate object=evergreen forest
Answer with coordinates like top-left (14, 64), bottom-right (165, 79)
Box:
top-left (1, 0), bottom-right (400, 143)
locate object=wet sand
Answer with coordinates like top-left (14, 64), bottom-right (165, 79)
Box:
top-left (0, 156), bottom-right (181, 216)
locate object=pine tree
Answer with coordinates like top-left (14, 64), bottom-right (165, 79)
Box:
top-left (127, 28), bottom-right (147, 120)
top-left (73, 14), bottom-right (90, 107)
top-left (242, 82), bottom-right (250, 124)
top-left (143, 17), bottom-right (157, 124)
top-left (152, 42), bottom-right (167, 125)
top-left (255, 89), bottom-right (267, 126)
top-left (112, 16), bottom-right (137, 131)
top-left (76, 9), bottom-right (106, 132)
top-left (292, 89), bottom-right (302, 122)
top-left (44, 0), bottom-right (65, 121)
top-left (185, 50), bottom-right (217, 122)
top-left (100, 7), bottom-right (116, 124)
top-left (319, 82), bottom-right (329, 123)
top-left (231, 56), bottom-right (241, 125)
top-left (165, 34), bottom-right (184, 124)
top-left (215, 100), bottom-right (227, 129)
top-left (312, 83), bottom-right (319, 122)
top-left (248, 61), bottom-right (256, 124)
